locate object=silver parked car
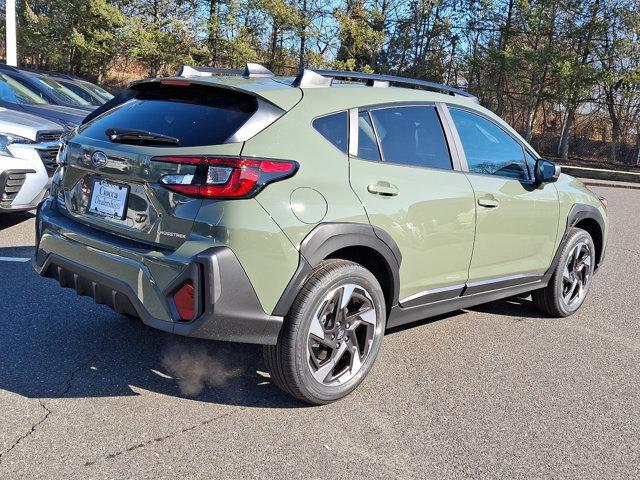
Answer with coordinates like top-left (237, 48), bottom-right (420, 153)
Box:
top-left (0, 108), bottom-right (63, 212)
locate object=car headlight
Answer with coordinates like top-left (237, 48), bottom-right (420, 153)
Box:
top-left (50, 166), bottom-right (66, 210)
top-left (56, 140), bottom-right (68, 166)
top-left (0, 132), bottom-right (33, 156)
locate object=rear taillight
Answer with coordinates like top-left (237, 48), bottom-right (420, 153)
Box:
top-left (153, 156), bottom-right (298, 199)
top-left (173, 281), bottom-right (196, 321)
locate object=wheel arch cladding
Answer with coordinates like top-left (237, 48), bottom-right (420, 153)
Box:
top-left (573, 217), bottom-right (603, 268)
top-left (568, 203), bottom-right (606, 270)
top-left (272, 223), bottom-right (401, 317)
top-left (325, 245), bottom-right (395, 317)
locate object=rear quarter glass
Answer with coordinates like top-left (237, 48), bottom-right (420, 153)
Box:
top-left (312, 111), bottom-right (348, 153)
top-left (79, 83), bottom-right (258, 146)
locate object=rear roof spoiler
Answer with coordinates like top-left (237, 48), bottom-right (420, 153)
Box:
top-left (178, 63), bottom-right (275, 79)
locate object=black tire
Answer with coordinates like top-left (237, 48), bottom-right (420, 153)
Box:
top-left (263, 259), bottom-right (386, 405)
top-left (532, 228), bottom-right (596, 317)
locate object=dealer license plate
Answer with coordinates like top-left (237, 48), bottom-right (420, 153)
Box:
top-left (87, 178), bottom-right (129, 220)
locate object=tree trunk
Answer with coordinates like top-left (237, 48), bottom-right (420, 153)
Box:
top-left (298, 0), bottom-right (307, 68)
top-left (604, 87), bottom-right (621, 163)
top-left (558, 106), bottom-right (576, 160)
top-left (495, 0), bottom-right (515, 116)
top-left (270, 19), bottom-right (278, 70)
top-left (524, 106), bottom-right (536, 142)
top-left (208, 0), bottom-right (219, 66)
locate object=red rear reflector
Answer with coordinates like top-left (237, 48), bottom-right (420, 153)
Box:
top-left (160, 79), bottom-right (192, 86)
top-left (154, 156), bottom-right (298, 199)
top-left (173, 281), bottom-right (196, 321)
top-left (260, 160), bottom-right (295, 172)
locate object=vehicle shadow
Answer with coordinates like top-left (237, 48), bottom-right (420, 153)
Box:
top-left (385, 310), bottom-right (468, 335)
top-left (467, 296), bottom-right (548, 319)
top-left (0, 248), bottom-right (304, 408)
top-left (386, 295), bottom-right (547, 335)
top-left (0, 310), bottom-right (304, 408)
top-left (0, 242), bottom-right (546, 408)
top-left (0, 211), bottom-right (34, 230)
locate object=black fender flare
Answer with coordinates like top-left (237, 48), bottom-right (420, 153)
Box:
top-left (272, 222), bottom-right (401, 317)
top-left (544, 203), bottom-right (607, 278)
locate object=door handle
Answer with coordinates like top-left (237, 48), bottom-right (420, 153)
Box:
top-left (478, 197), bottom-right (499, 208)
top-left (367, 182), bottom-right (399, 197)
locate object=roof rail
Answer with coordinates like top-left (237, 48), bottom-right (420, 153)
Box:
top-left (0, 63), bottom-right (20, 73)
top-left (296, 68), bottom-right (476, 99)
top-left (242, 63), bottom-right (276, 78)
top-left (178, 63), bottom-right (275, 79)
top-left (38, 71), bottom-right (77, 81)
top-left (0, 64), bottom-right (82, 81)
top-left (291, 69), bottom-right (332, 88)
top-left (14, 66), bottom-right (76, 80)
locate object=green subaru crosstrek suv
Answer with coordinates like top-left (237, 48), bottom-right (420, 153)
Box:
top-left (34, 64), bottom-right (608, 404)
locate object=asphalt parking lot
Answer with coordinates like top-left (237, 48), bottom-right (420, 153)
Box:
top-left (0, 184), bottom-right (638, 479)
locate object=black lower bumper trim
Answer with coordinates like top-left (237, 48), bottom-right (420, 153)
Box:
top-left (35, 247), bottom-right (283, 345)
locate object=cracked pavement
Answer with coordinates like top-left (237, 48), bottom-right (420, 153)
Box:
top-left (0, 185), bottom-right (639, 479)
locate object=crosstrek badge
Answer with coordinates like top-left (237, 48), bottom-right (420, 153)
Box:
top-left (159, 231), bottom-right (186, 239)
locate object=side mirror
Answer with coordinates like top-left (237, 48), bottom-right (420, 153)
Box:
top-left (534, 159), bottom-right (561, 184)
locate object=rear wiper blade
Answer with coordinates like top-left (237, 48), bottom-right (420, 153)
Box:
top-left (105, 128), bottom-right (179, 145)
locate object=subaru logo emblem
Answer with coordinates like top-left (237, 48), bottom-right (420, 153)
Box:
top-left (91, 151), bottom-right (108, 168)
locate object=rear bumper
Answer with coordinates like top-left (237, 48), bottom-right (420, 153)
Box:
top-left (33, 198), bottom-right (283, 345)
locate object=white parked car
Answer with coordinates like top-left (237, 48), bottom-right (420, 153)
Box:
top-left (0, 108), bottom-right (63, 212)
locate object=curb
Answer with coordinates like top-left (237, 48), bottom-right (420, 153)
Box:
top-left (583, 181), bottom-right (640, 191)
top-left (561, 165), bottom-right (640, 184)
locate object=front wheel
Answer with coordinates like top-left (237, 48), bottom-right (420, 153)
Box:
top-left (532, 228), bottom-right (596, 317)
top-left (263, 259), bottom-right (386, 405)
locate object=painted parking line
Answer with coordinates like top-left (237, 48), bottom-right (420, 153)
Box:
top-left (0, 257), bottom-right (31, 263)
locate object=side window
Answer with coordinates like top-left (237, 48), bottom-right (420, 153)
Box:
top-left (357, 111), bottom-right (381, 161)
top-left (450, 109), bottom-right (528, 180)
top-left (11, 76), bottom-right (47, 101)
top-left (369, 106), bottom-right (452, 169)
top-left (0, 79), bottom-right (18, 102)
top-left (61, 81), bottom-right (98, 105)
top-left (312, 111), bottom-right (348, 153)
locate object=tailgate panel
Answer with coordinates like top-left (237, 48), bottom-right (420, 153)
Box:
top-left (61, 139), bottom-right (242, 249)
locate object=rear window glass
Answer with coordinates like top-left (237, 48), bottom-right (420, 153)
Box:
top-left (79, 83), bottom-right (258, 147)
top-left (312, 111), bottom-right (348, 153)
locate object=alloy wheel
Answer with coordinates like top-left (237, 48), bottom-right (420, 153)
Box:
top-left (307, 283), bottom-right (378, 386)
top-left (562, 242), bottom-right (592, 307)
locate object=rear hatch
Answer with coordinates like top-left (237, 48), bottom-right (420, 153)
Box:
top-left (59, 80), bottom-right (293, 249)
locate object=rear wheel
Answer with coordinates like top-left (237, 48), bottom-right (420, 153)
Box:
top-left (263, 259), bottom-right (386, 405)
top-left (532, 228), bottom-right (596, 317)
